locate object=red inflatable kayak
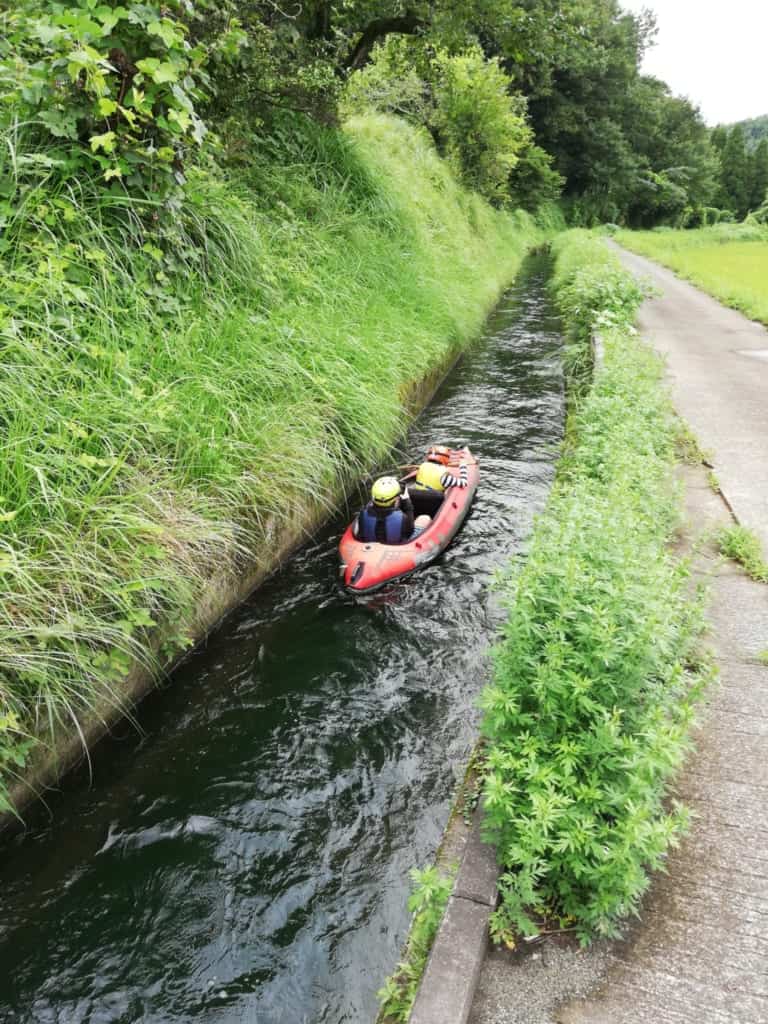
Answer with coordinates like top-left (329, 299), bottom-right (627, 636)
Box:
top-left (339, 448), bottom-right (479, 594)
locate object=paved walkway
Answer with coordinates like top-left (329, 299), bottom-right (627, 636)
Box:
top-left (469, 246), bottom-right (768, 1024)
top-left (612, 244), bottom-right (768, 553)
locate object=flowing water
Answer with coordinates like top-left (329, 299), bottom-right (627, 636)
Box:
top-left (0, 254), bottom-right (564, 1024)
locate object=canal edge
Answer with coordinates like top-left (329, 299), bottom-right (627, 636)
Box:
top-left (400, 330), bottom-right (603, 1024)
top-left (407, 798), bottom-right (499, 1024)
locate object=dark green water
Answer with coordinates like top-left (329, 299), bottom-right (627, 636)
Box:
top-left (0, 255), bottom-right (563, 1024)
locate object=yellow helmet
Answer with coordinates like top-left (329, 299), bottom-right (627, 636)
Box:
top-left (371, 476), bottom-right (400, 507)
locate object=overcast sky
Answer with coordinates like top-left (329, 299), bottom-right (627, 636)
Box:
top-left (620, 0), bottom-right (768, 126)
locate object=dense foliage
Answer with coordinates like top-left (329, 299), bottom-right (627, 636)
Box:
top-left (480, 233), bottom-right (708, 943)
top-left (1, 0), bottom-right (737, 225)
top-left (343, 40), bottom-right (534, 203)
top-left (710, 125), bottom-right (768, 219)
top-left (732, 113), bottom-right (768, 150)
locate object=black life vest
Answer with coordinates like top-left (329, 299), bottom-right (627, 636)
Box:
top-left (357, 504), bottom-right (407, 544)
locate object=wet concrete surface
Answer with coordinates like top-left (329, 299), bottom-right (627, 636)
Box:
top-left (469, 253), bottom-right (768, 1024)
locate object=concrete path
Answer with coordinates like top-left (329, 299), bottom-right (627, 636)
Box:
top-left (610, 244), bottom-right (768, 553)
top-left (469, 249), bottom-right (768, 1024)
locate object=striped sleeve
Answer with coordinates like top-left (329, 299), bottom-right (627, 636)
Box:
top-left (440, 462), bottom-right (468, 489)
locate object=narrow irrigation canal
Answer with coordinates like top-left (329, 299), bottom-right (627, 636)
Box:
top-left (0, 254), bottom-right (564, 1024)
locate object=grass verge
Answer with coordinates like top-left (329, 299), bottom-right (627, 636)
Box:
top-left (0, 113), bottom-right (542, 815)
top-left (615, 223), bottom-right (768, 325)
top-left (717, 524), bottom-right (768, 583)
top-left (479, 230), bottom-right (709, 945)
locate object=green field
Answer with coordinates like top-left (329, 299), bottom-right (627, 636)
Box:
top-left (616, 226), bottom-right (768, 325)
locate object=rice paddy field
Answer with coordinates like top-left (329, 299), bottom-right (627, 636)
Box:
top-left (616, 224), bottom-right (768, 325)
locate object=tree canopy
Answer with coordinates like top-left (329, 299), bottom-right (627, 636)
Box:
top-left (1, 0), bottom-right (749, 225)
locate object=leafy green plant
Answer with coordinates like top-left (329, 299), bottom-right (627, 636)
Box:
top-left (718, 524), bottom-right (768, 583)
top-left (430, 47), bottom-right (530, 204)
top-left (377, 865), bottom-right (453, 1023)
top-left (0, 712), bottom-right (36, 817)
top-left (342, 39), bottom-right (531, 205)
top-left (480, 232), bottom-right (708, 945)
top-left (1, 0), bottom-right (244, 204)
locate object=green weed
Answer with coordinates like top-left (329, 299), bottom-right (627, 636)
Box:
top-left (481, 232), bottom-right (707, 945)
top-left (377, 865), bottom-right (454, 1023)
top-left (718, 524), bottom-right (768, 583)
top-left (674, 420), bottom-right (711, 466)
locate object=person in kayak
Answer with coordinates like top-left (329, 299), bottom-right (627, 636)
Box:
top-left (353, 476), bottom-right (429, 544)
top-left (411, 445), bottom-right (469, 510)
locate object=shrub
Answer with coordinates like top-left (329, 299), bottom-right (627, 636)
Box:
top-left (0, 0), bottom-right (243, 205)
top-left (480, 233), bottom-right (708, 944)
top-left (430, 48), bottom-right (530, 204)
top-left (342, 39), bottom-right (532, 205)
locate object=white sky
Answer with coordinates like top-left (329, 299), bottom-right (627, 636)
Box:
top-left (620, 0), bottom-right (768, 125)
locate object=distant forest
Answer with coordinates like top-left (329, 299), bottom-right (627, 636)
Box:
top-left (731, 115), bottom-right (768, 149)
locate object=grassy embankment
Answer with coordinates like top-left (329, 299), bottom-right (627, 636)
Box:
top-left (0, 113), bottom-right (544, 815)
top-left (616, 223), bottom-right (768, 325)
top-left (479, 231), bottom-right (710, 945)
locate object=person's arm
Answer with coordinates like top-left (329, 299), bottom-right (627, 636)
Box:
top-left (399, 489), bottom-right (415, 540)
top-left (440, 460), bottom-right (468, 489)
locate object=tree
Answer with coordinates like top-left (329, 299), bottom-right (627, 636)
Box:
top-left (624, 78), bottom-right (717, 226)
top-left (718, 126), bottom-right (751, 217)
top-left (750, 139), bottom-right (768, 210)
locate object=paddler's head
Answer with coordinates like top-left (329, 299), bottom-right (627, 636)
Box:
top-left (371, 476), bottom-right (401, 508)
top-left (425, 444), bottom-right (451, 466)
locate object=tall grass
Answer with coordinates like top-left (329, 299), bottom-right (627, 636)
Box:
top-left (616, 224), bottom-right (768, 325)
top-left (0, 113), bottom-right (540, 812)
top-left (480, 231), bottom-right (708, 944)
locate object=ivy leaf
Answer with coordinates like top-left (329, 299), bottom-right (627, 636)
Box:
top-left (90, 131), bottom-right (116, 154)
top-left (135, 57), bottom-right (160, 77)
top-left (94, 5), bottom-right (128, 33)
top-left (152, 61), bottom-right (180, 84)
top-left (39, 109), bottom-right (79, 140)
top-left (97, 97), bottom-right (117, 117)
top-left (117, 104), bottom-right (137, 128)
top-left (31, 19), bottom-right (63, 45)
top-left (147, 19), bottom-right (182, 48)
top-left (170, 83), bottom-right (194, 114)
